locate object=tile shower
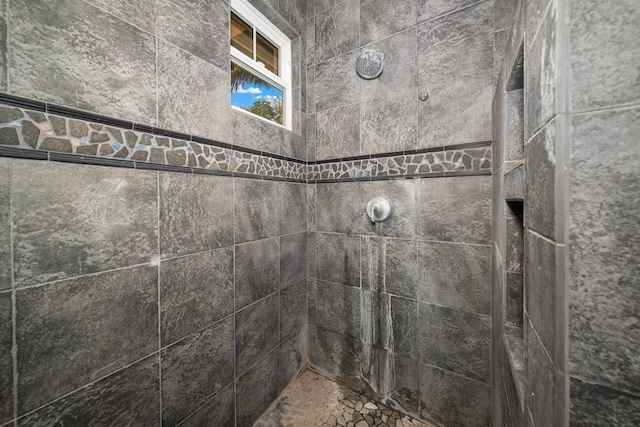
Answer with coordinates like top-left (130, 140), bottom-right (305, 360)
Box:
top-left (0, 1), bottom-right (638, 427)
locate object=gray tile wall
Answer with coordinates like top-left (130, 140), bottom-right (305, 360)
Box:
top-left (308, 176), bottom-right (492, 426)
top-left (306, 0), bottom-right (502, 161)
top-left (0, 158), bottom-right (307, 427)
top-left (493, 0), bottom-right (640, 425)
top-left (1, 0), bottom-right (306, 159)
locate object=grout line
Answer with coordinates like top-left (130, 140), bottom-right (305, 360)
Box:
top-left (15, 352), bottom-right (160, 421)
top-left (10, 158), bottom-right (18, 427)
top-left (231, 177), bottom-right (238, 427)
top-left (155, 170), bottom-right (163, 426)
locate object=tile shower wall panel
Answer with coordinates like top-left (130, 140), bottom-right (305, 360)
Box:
top-left (156, 0), bottom-right (229, 71)
top-left (16, 355), bottom-right (160, 427)
top-left (5, 0), bottom-right (305, 159)
top-left (160, 318), bottom-right (234, 426)
top-left (10, 0), bottom-right (157, 125)
top-left (1, 158), bottom-right (308, 426)
top-left (157, 40), bottom-right (233, 143)
top-left (308, 0), bottom-right (495, 161)
top-left (12, 160), bottom-right (158, 288)
top-left (159, 248), bottom-right (234, 347)
top-left (159, 173), bottom-right (234, 258)
top-left (308, 175), bottom-right (492, 425)
top-left (15, 265), bottom-right (158, 414)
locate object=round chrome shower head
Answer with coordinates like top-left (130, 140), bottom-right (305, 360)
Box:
top-left (356, 50), bottom-right (384, 80)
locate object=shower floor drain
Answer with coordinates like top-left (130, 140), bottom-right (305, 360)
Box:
top-left (254, 369), bottom-right (438, 427)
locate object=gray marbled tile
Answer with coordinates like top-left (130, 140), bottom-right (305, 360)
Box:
top-left (280, 281), bottom-right (307, 339)
top-left (506, 217), bottom-right (524, 272)
top-left (525, 316), bottom-right (558, 427)
top-left (418, 242), bottom-right (491, 314)
top-left (360, 93), bottom-right (417, 155)
top-left (0, 292), bottom-right (11, 424)
top-left (178, 385), bottom-right (235, 427)
top-left (316, 281), bottom-right (361, 339)
top-left (419, 363), bottom-right (490, 427)
top-left (281, 128), bottom-right (306, 160)
top-left (315, 233), bottom-right (360, 287)
top-left (279, 330), bottom-right (305, 391)
top-left (417, 0), bottom-right (479, 23)
top-left (305, 17), bottom-right (316, 66)
top-left (161, 317), bottom-right (234, 426)
top-left (315, 0), bottom-right (359, 62)
top-left (417, 1), bottom-right (493, 86)
top-left (418, 302), bottom-right (490, 383)
top-left (236, 293), bottom-right (280, 375)
top-left (316, 103), bottom-right (360, 160)
top-left (361, 179), bottom-right (418, 238)
top-left (86, 0), bottom-right (156, 33)
top-left (280, 233), bottom-right (307, 288)
top-left (278, 0), bottom-right (305, 35)
top-left (315, 182), bottom-right (362, 234)
top-left (494, 0), bottom-right (519, 31)
top-left (494, 28), bottom-right (510, 83)
top-left (0, 159), bottom-right (9, 292)
top-left (157, 0), bottom-right (228, 70)
top-left (233, 110), bottom-right (282, 155)
top-left (315, 50), bottom-right (361, 111)
top-left (570, 377), bottom-right (640, 426)
top-left (383, 238), bottom-right (418, 299)
top-left (236, 348), bottom-right (280, 427)
top-left (392, 354), bottom-right (419, 413)
top-left (159, 172), bottom-right (234, 257)
top-left (17, 356), bottom-right (159, 427)
top-left (16, 265), bottom-right (158, 415)
top-left (234, 179), bottom-right (281, 243)
top-left (417, 71), bottom-right (493, 148)
top-left (157, 40), bottom-right (232, 143)
top-left (13, 160), bottom-right (157, 287)
top-left (360, 0), bottom-right (416, 45)
top-left (235, 238), bottom-right (280, 310)
top-left (160, 248), bottom-right (234, 347)
top-left (506, 272), bottom-right (524, 328)
top-left (570, 0), bottom-right (640, 111)
top-left (281, 182), bottom-right (307, 234)
top-left (568, 108), bottom-right (640, 393)
top-left (525, 119), bottom-right (556, 238)
top-left (307, 279), bottom-right (318, 325)
top-left (391, 296), bottom-right (418, 359)
top-left (525, 230), bottom-right (558, 363)
top-left (524, 2), bottom-right (556, 138)
top-left (506, 89), bottom-right (524, 161)
top-left (360, 28), bottom-right (417, 103)
top-left (0, 0), bottom-right (6, 92)
top-left (313, 327), bottom-right (362, 385)
top-left (418, 176), bottom-right (491, 245)
top-left (10, 0), bottom-right (157, 124)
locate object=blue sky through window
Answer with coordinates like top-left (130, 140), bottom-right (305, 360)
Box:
top-left (232, 83), bottom-right (283, 108)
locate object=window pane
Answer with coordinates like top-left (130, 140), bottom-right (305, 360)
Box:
top-left (256, 32), bottom-right (279, 75)
top-left (231, 62), bottom-right (283, 125)
top-left (231, 12), bottom-right (253, 58)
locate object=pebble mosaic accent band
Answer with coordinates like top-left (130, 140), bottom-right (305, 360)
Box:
top-left (0, 96), bottom-right (491, 182)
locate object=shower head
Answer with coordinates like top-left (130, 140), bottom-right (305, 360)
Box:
top-left (356, 50), bottom-right (384, 80)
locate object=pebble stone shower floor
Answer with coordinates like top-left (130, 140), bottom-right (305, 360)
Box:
top-left (254, 370), bottom-right (438, 427)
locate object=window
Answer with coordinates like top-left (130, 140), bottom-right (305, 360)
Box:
top-left (230, 0), bottom-right (291, 128)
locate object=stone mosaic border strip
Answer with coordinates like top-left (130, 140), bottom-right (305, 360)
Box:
top-left (0, 104), bottom-right (307, 182)
top-left (307, 143), bottom-right (492, 182)
top-left (0, 94), bottom-right (492, 182)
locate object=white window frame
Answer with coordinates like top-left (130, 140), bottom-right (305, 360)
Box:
top-left (230, 0), bottom-right (292, 129)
